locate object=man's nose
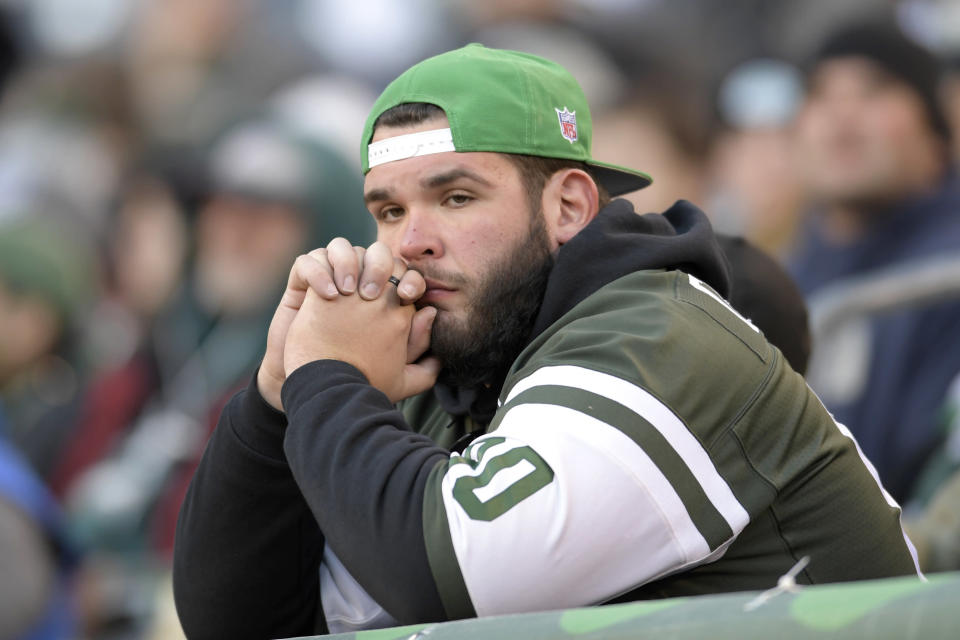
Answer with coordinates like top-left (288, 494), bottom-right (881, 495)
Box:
top-left (396, 208), bottom-right (442, 262)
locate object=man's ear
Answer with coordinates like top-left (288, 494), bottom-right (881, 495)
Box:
top-left (543, 168), bottom-right (600, 247)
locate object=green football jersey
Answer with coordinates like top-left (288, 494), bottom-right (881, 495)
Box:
top-left (409, 269), bottom-right (920, 618)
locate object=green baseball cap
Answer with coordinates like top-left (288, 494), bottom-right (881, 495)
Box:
top-left (361, 43), bottom-right (652, 196)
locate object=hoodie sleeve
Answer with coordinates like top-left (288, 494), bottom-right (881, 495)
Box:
top-left (173, 375), bottom-right (324, 640)
top-left (279, 360), bottom-right (452, 623)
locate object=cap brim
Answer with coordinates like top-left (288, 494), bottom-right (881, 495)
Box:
top-left (588, 160), bottom-right (653, 196)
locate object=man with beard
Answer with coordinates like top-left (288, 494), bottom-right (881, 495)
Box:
top-left (173, 45), bottom-right (921, 639)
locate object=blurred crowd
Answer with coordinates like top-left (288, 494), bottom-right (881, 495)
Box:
top-left (2, 0), bottom-right (960, 638)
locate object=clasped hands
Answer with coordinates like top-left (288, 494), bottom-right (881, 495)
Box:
top-left (257, 238), bottom-right (441, 411)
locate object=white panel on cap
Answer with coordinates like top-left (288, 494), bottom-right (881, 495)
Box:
top-left (367, 128), bottom-right (456, 168)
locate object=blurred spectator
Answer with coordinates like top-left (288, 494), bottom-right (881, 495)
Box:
top-left (295, 0), bottom-right (461, 87)
top-left (38, 116), bottom-right (373, 636)
top-left (788, 22), bottom-right (960, 502)
top-left (0, 219), bottom-right (96, 474)
top-left (718, 235), bottom-right (811, 376)
top-left (897, 0), bottom-right (960, 170)
top-left (85, 167), bottom-right (192, 372)
top-left (0, 219), bottom-right (90, 640)
top-left (905, 469), bottom-right (960, 573)
top-left (904, 372), bottom-right (960, 571)
top-left (268, 73), bottom-right (377, 167)
top-left (0, 434), bottom-right (77, 640)
top-left (0, 89), bottom-right (126, 235)
top-left (946, 59), bottom-right (960, 162)
top-left (592, 60), bottom-right (714, 215)
top-left (123, 0), bottom-right (313, 150)
top-left (0, 8), bottom-right (81, 639)
top-left (707, 58), bottom-right (808, 258)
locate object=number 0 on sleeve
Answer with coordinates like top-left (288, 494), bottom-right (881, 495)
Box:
top-left (451, 445), bottom-right (555, 521)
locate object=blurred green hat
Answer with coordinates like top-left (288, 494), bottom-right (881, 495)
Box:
top-left (0, 218), bottom-right (95, 322)
top-left (208, 120), bottom-right (375, 248)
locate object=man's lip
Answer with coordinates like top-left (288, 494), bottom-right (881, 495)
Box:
top-left (423, 278), bottom-right (455, 292)
top-left (420, 280), bottom-right (457, 305)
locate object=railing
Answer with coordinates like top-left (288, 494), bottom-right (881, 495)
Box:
top-left (288, 571), bottom-right (960, 639)
top-left (804, 255), bottom-right (960, 405)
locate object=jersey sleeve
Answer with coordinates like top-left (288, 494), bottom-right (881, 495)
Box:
top-left (422, 362), bottom-right (751, 617)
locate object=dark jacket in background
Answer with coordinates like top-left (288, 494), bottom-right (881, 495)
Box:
top-left (789, 170), bottom-right (960, 502)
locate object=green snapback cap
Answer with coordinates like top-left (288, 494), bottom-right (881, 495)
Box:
top-left (360, 43), bottom-right (652, 196)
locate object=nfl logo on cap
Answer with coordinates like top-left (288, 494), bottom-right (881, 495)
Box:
top-left (555, 107), bottom-right (578, 143)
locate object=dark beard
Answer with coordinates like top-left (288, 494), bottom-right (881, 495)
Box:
top-left (429, 214), bottom-right (554, 388)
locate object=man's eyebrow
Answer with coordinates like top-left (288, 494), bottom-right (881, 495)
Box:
top-left (364, 168), bottom-right (493, 204)
top-left (364, 187), bottom-right (392, 205)
top-left (421, 168), bottom-right (494, 189)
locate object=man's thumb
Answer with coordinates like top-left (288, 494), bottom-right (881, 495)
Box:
top-left (398, 356), bottom-right (442, 401)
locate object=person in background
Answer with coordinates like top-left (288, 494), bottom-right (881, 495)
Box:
top-left (0, 435), bottom-right (77, 640)
top-left (718, 235), bottom-right (811, 376)
top-left (591, 62), bottom-right (713, 218)
top-left (0, 219), bottom-right (88, 640)
top-left (788, 22), bottom-right (960, 503)
top-left (0, 12), bottom-right (83, 638)
top-left (708, 58), bottom-right (808, 259)
top-left (30, 118), bottom-right (373, 637)
top-left (0, 219), bottom-right (95, 477)
top-left (903, 371), bottom-right (960, 573)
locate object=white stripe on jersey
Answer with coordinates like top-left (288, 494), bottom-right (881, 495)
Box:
top-left (687, 273), bottom-right (761, 334)
top-left (832, 420), bottom-right (924, 579)
top-left (441, 402), bottom-right (741, 616)
top-left (505, 365), bottom-right (750, 535)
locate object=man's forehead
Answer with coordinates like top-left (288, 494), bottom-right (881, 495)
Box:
top-left (370, 115), bottom-right (451, 143)
top-left (808, 57), bottom-right (896, 91)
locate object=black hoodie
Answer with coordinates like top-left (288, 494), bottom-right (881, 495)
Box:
top-left (432, 199), bottom-right (729, 425)
top-left (173, 200), bottom-right (730, 638)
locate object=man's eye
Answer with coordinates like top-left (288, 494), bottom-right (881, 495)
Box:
top-left (379, 207), bottom-right (404, 221)
top-left (446, 194), bottom-right (473, 206)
